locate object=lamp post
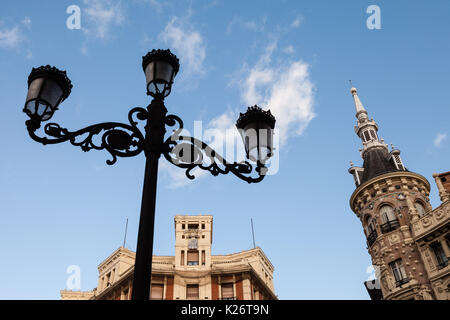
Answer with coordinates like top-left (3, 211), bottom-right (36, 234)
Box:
top-left (23, 49), bottom-right (276, 300)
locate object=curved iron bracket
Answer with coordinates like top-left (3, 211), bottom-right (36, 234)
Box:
top-left (162, 114), bottom-right (267, 184)
top-left (25, 107), bottom-right (148, 165)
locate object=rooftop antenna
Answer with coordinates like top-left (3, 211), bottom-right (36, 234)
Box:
top-left (251, 218), bottom-right (256, 249)
top-left (123, 218), bottom-right (128, 248)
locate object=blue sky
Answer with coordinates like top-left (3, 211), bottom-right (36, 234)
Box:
top-left (0, 0), bottom-right (449, 300)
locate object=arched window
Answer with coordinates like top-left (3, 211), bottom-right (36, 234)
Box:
top-left (415, 202), bottom-right (426, 217)
top-left (370, 130), bottom-right (377, 140)
top-left (365, 216), bottom-right (378, 246)
top-left (365, 216), bottom-right (377, 235)
top-left (379, 205), bottom-right (399, 233)
top-left (380, 205), bottom-right (396, 223)
top-left (363, 131), bottom-right (370, 142)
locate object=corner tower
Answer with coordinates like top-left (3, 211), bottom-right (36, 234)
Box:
top-left (348, 86), bottom-right (435, 300)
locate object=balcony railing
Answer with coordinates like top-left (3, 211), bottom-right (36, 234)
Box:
top-left (437, 260), bottom-right (449, 270)
top-left (219, 297), bottom-right (236, 300)
top-left (395, 278), bottom-right (409, 287)
top-left (367, 230), bottom-right (378, 247)
top-left (381, 219), bottom-right (400, 234)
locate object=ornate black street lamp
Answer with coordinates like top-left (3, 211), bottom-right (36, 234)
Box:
top-left (23, 49), bottom-right (276, 300)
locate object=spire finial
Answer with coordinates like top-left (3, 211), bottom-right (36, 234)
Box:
top-left (350, 160), bottom-right (354, 167)
top-left (350, 83), bottom-right (366, 114)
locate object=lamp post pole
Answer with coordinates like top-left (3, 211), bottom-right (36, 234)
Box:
top-left (132, 98), bottom-right (167, 300)
top-left (22, 49), bottom-right (276, 301)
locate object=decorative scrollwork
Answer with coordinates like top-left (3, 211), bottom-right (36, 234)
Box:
top-left (162, 114), bottom-right (266, 184)
top-left (25, 107), bottom-right (147, 165)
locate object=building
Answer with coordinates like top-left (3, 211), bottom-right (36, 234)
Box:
top-left (61, 215), bottom-right (277, 300)
top-left (347, 86), bottom-right (450, 300)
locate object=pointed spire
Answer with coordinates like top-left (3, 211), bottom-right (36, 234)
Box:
top-left (347, 84), bottom-right (405, 186)
top-left (350, 85), bottom-right (367, 117)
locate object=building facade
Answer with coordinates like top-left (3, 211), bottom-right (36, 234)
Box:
top-left (348, 86), bottom-right (450, 300)
top-left (61, 215), bottom-right (277, 300)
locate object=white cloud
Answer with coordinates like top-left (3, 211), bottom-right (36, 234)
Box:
top-left (226, 16), bottom-right (267, 35)
top-left (22, 17), bottom-right (32, 27)
top-left (236, 42), bottom-right (315, 144)
top-left (433, 132), bottom-right (447, 147)
top-left (159, 16), bottom-right (206, 80)
top-left (0, 18), bottom-right (33, 57)
top-left (291, 16), bottom-right (303, 28)
top-left (283, 45), bottom-right (295, 54)
top-left (82, 0), bottom-right (125, 39)
top-left (138, 0), bottom-right (168, 13)
top-left (0, 26), bottom-right (23, 49)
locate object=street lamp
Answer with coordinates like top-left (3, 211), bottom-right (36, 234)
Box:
top-left (23, 49), bottom-right (276, 300)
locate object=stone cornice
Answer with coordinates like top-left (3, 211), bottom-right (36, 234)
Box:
top-left (350, 171), bottom-right (431, 214)
top-left (212, 247), bottom-right (274, 272)
top-left (98, 246), bottom-right (135, 272)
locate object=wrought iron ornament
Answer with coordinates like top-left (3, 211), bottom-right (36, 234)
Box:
top-left (25, 107), bottom-right (147, 165)
top-left (163, 114), bottom-right (267, 184)
top-left (25, 103), bottom-right (267, 182)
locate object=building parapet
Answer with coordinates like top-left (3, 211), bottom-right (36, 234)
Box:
top-left (412, 201), bottom-right (450, 240)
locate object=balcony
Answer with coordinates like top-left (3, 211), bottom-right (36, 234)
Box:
top-left (367, 230), bottom-right (378, 247)
top-left (395, 278), bottom-right (409, 287)
top-left (219, 297), bottom-right (236, 300)
top-left (437, 259), bottom-right (449, 270)
top-left (380, 220), bottom-right (400, 234)
top-left (412, 201), bottom-right (450, 240)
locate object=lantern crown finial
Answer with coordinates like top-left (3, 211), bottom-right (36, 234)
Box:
top-left (28, 65), bottom-right (73, 101)
top-left (236, 105), bottom-right (275, 130)
top-left (142, 49), bottom-right (180, 74)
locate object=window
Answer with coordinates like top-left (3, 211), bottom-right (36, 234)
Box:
top-left (221, 283), bottom-right (234, 300)
top-left (363, 131), bottom-right (370, 142)
top-left (188, 224), bottom-right (199, 230)
top-left (122, 288), bottom-right (129, 300)
top-left (182, 224), bottom-right (185, 229)
top-left (202, 250), bottom-right (205, 266)
top-left (430, 242), bottom-right (449, 269)
top-left (181, 250), bottom-right (184, 266)
top-left (389, 259), bottom-right (408, 287)
top-left (415, 202), bottom-right (426, 217)
top-left (380, 205), bottom-right (399, 233)
top-left (393, 154), bottom-right (405, 170)
top-left (370, 130), bottom-right (377, 140)
top-left (150, 284), bottom-right (164, 300)
top-left (106, 272), bottom-right (111, 287)
top-left (187, 250), bottom-right (199, 265)
top-left (202, 224), bottom-right (205, 229)
top-left (365, 216), bottom-right (378, 247)
top-left (186, 285), bottom-right (199, 300)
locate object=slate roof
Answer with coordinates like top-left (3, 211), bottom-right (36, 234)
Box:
top-left (360, 148), bottom-right (405, 184)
